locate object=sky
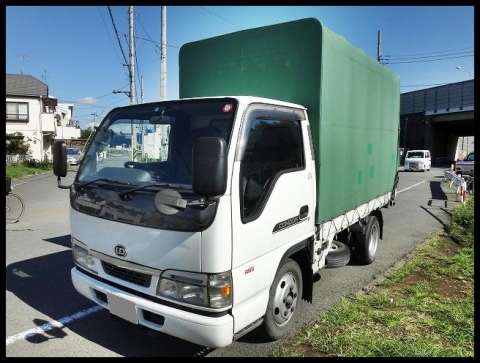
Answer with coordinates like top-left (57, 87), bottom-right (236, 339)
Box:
top-left (6, 6), bottom-right (474, 129)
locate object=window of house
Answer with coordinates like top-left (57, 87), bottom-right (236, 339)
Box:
top-left (6, 102), bottom-right (29, 122)
top-left (239, 116), bottom-right (304, 222)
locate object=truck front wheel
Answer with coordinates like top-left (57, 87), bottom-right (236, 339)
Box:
top-left (352, 215), bottom-right (380, 265)
top-left (262, 258), bottom-right (303, 340)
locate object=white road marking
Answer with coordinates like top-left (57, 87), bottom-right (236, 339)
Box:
top-left (397, 180), bottom-right (426, 194)
top-left (6, 305), bottom-right (103, 346)
top-left (12, 173), bottom-right (52, 188)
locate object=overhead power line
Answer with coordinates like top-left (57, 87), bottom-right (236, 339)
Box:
top-left (133, 34), bottom-right (179, 49)
top-left (386, 46), bottom-right (473, 58)
top-left (60, 84), bottom-right (129, 104)
top-left (199, 6), bottom-right (240, 28)
top-left (136, 12), bottom-right (158, 54)
top-left (386, 53), bottom-right (473, 64)
top-left (385, 50), bottom-right (473, 61)
top-left (97, 7), bottom-right (124, 67)
top-left (107, 6), bottom-right (129, 69)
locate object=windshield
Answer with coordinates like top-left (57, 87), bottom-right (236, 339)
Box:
top-left (67, 148), bottom-right (80, 155)
top-left (77, 99), bottom-right (237, 189)
top-left (406, 151), bottom-right (425, 158)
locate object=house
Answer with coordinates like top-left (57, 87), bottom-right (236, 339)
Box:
top-left (6, 73), bottom-right (80, 161)
top-left (54, 101), bottom-right (81, 140)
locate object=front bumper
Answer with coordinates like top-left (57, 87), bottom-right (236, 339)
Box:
top-left (405, 163), bottom-right (424, 171)
top-left (71, 267), bottom-right (234, 347)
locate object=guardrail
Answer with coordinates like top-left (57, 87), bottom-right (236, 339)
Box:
top-left (444, 169), bottom-right (472, 203)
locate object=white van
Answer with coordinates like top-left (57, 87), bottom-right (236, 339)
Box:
top-left (404, 150), bottom-right (431, 172)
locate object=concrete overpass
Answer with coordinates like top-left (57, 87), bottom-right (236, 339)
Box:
top-left (400, 79), bottom-right (474, 165)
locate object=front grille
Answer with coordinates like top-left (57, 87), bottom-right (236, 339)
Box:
top-left (101, 261), bottom-right (152, 287)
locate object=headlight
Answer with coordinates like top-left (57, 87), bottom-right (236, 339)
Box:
top-left (157, 270), bottom-right (232, 309)
top-left (71, 237), bottom-right (97, 274)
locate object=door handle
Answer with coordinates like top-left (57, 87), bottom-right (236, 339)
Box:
top-left (299, 205), bottom-right (309, 220)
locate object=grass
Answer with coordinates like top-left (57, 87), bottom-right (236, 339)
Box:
top-left (275, 197), bottom-right (474, 357)
top-left (6, 162), bottom-right (52, 179)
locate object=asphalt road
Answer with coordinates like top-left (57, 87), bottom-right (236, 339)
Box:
top-left (6, 167), bottom-right (453, 357)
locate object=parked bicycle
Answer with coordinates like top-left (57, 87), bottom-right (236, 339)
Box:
top-left (6, 177), bottom-right (25, 223)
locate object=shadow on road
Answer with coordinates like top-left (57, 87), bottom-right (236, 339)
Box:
top-left (420, 206), bottom-right (448, 228)
top-left (429, 181), bottom-right (447, 201)
top-left (43, 235), bottom-right (71, 248)
top-left (25, 318), bottom-right (68, 344)
top-left (6, 245), bottom-right (212, 356)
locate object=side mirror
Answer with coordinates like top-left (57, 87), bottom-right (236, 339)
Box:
top-left (192, 137), bottom-right (227, 198)
top-left (53, 140), bottom-right (67, 177)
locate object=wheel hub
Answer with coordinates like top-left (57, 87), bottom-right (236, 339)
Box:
top-left (273, 272), bottom-right (298, 326)
top-left (369, 223), bottom-right (379, 256)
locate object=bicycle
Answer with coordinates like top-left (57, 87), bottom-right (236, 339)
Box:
top-left (6, 177), bottom-right (25, 223)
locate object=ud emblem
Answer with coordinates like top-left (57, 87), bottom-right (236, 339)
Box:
top-left (114, 245), bottom-right (127, 257)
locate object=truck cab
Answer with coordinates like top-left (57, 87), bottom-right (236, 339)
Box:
top-left (58, 96), bottom-right (316, 347)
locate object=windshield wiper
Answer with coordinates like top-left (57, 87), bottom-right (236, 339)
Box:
top-left (118, 182), bottom-right (181, 199)
top-left (76, 178), bottom-right (131, 191)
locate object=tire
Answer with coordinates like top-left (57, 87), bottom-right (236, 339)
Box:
top-left (351, 215), bottom-right (380, 265)
top-left (262, 258), bottom-right (303, 340)
top-left (325, 241), bottom-right (351, 268)
top-left (6, 193), bottom-right (25, 223)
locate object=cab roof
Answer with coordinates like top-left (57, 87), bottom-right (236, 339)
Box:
top-left (129, 96), bottom-right (307, 111)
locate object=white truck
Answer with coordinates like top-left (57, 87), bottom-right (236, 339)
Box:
top-left (404, 150), bottom-right (432, 172)
top-left (52, 19), bottom-right (400, 348)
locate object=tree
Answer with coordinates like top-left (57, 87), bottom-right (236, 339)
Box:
top-left (81, 127), bottom-right (93, 139)
top-left (6, 132), bottom-right (30, 155)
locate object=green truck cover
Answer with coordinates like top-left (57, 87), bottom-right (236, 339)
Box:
top-left (179, 18), bottom-right (400, 224)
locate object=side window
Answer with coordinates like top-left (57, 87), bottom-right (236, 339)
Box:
top-left (467, 153), bottom-right (474, 161)
top-left (240, 117), bottom-right (304, 222)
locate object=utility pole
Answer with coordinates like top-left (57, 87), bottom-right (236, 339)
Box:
top-left (160, 6), bottom-right (167, 101)
top-left (128, 6), bottom-right (137, 161)
top-left (141, 75), bottom-right (144, 103)
top-left (128, 6), bottom-right (137, 105)
top-left (90, 113), bottom-right (98, 128)
top-left (376, 30), bottom-right (382, 63)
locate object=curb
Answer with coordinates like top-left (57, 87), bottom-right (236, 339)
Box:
top-left (10, 171), bottom-right (53, 186)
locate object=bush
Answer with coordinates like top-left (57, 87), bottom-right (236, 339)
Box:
top-left (448, 197), bottom-right (474, 247)
top-left (22, 159), bottom-right (52, 169)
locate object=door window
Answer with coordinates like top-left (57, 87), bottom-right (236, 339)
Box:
top-left (239, 117), bottom-right (304, 222)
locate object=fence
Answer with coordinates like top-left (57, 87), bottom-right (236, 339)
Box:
top-left (6, 154), bottom-right (28, 165)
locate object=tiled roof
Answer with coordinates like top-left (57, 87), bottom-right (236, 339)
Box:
top-left (6, 73), bottom-right (48, 97)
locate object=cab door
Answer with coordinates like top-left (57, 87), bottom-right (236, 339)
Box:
top-left (229, 103), bottom-right (316, 331)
